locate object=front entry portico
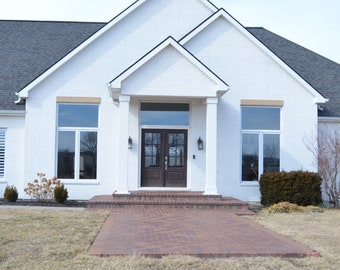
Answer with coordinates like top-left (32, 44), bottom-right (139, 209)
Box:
top-left (107, 37), bottom-right (229, 195)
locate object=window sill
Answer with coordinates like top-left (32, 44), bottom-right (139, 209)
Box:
top-left (240, 181), bottom-right (259, 186)
top-left (60, 180), bottom-right (100, 185)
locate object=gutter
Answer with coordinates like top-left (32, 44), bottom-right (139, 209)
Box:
top-left (0, 110), bottom-right (26, 117)
top-left (318, 116), bottom-right (340, 123)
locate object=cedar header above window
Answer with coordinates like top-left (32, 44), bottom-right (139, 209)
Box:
top-left (56, 97), bottom-right (101, 104)
top-left (241, 100), bottom-right (284, 107)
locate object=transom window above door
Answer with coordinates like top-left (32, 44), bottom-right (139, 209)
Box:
top-left (140, 103), bottom-right (189, 126)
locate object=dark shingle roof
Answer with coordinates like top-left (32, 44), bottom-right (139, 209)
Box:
top-left (248, 27), bottom-right (340, 117)
top-left (0, 20), bottom-right (105, 110)
top-left (0, 21), bottom-right (339, 117)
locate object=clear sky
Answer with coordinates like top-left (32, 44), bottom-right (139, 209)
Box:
top-left (1, 0), bottom-right (339, 63)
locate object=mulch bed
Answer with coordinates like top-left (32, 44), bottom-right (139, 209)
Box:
top-left (0, 199), bottom-right (87, 208)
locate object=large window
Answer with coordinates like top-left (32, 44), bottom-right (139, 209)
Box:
top-left (241, 107), bottom-right (280, 181)
top-left (57, 104), bottom-right (98, 180)
top-left (0, 129), bottom-right (5, 179)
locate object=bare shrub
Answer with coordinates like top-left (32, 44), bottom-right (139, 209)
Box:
top-left (305, 126), bottom-right (340, 208)
top-left (24, 173), bottom-right (61, 201)
top-left (265, 202), bottom-right (303, 213)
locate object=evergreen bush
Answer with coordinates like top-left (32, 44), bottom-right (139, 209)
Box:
top-left (54, 184), bottom-right (68, 204)
top-left (4, 185), bottom-right (18, 202)
top-left (260, 171), bottom-right (322, 206)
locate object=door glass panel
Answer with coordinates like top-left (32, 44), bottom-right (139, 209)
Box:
top-left (168, 133), bottom-right (185, 168)
top-left (144, 132), bottom-right (161, 168)
top-left (242, 133), bottom-right (259, 181)
top-left (263, 134), bottom-right (280, 173)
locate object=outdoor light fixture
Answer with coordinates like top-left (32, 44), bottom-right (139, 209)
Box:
top-left (128, 136), bottom-right (133, 149)
top-left (197, 137), bottom-right (204, 150)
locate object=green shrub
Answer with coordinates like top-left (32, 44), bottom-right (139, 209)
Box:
top-left (4, 185), bottom-right (18, 202)
top-left (54, 184), bottom-right (68, 204)
top-left (260, 171), bottom-right (322, 207)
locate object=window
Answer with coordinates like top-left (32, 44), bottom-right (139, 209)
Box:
top-left (241, 107), bottom-right (280, 181)
top-left (140, 103), bottom-right (189, 126)
top-left (57, 104), bottom-right (98, 180)
top-left (0, 129), bottom-right (5, 178)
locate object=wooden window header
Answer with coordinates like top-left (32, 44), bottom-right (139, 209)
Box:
top-left (241, 99), bottom-right (284, 107)
top-left (56, 97), bottom-right (101, 104)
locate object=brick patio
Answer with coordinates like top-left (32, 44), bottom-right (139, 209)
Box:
top-left (88, 208), bottom-right (319, 257)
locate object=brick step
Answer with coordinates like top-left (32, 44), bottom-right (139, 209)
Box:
top-left (87, 193), bottom-right (254, 215)
top-left (111, 192), bottom-right (224, 202)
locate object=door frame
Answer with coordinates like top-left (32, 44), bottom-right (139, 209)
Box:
top-left (140, 128), bottom-right (189, 189)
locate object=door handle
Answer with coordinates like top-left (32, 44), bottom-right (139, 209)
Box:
top-left (165, 156), bottom-right (168, 170)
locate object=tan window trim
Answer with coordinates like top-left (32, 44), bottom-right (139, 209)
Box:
top-left (241, 99), bottom-right (284, 107)
top-left (56, 97), bottom-right (101, 104)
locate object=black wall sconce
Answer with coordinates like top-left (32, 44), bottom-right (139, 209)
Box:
top-left (197, 137), bottom-right (204, 150)
top-left (128, 136), bottom-right (133, 149)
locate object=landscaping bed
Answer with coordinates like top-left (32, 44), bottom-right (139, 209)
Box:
top-left (0, 199), bottom-right (87, 208)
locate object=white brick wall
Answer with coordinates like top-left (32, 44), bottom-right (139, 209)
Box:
top-left (20, 0), bottom-right (215, 200)
top-left (6, 0), bottom-right (322, 201)
top-left (184, 15), bottom-right (319, 201)
top-left (0, 115), bottom-right (25, 198)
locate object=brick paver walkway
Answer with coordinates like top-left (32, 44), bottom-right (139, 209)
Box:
top-left (88, 208), bottom-right (319, 257)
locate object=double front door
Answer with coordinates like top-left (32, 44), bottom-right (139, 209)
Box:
top-left (141, 129), bottom-right (187, 187)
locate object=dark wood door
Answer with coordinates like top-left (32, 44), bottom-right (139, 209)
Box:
top-left (141, 129), bottom-right (187, 187)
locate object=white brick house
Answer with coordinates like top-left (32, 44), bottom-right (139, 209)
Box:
top-left (1, 0), bottom-right (339, 201)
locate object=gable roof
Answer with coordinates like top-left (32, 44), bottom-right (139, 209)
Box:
top-left (108, 36), bottom-right (229, 99)
top-left (180, 9), bottom-right (327, 104)
top-left (0, 20), bottom-right (104, 111)
top-left (17, 0), bottom-right (219, 102)
top-left (0, 15), bottom-right (339, 116)
top-left (247, 27), bottom-right (340, 117)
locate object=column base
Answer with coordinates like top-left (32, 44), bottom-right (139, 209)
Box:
top-left (115, 186), bottom-right (130, 195)
top-left (204, 187), bottom-right (218, 195)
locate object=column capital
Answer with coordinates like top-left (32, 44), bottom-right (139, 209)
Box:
top-left (205, 97), bottom-right (218, 104)
top-left (119, 95), bottom-right (130, 103)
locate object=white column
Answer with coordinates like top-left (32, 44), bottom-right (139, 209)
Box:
top-left (204, 97), bottom-right (218, 195)
top-left (116, 95), bottom-right (130, 194)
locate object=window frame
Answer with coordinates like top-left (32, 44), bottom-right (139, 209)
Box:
top-left (56, 103), bottom-right (99, 182)
top-left (241, 106), bottom-right (281, 182)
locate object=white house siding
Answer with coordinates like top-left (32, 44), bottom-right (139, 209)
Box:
top-left (21, 0), bottom-right (215, 200)
top-left (183, 16), bottom-right (319, 201)
top-left (0, 115), bottom-right (25, 198)
top-left (16, 1), bottom-right (322, 201)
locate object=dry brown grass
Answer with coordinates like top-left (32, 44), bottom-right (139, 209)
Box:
top-left (0, 207), bottom-right (339, 269)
